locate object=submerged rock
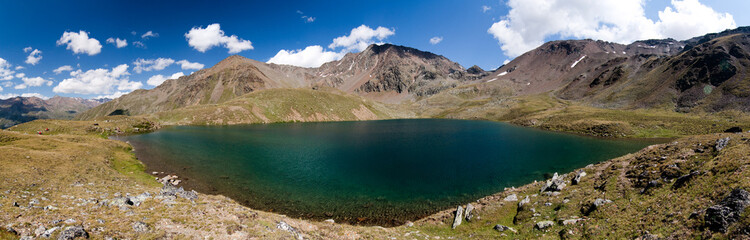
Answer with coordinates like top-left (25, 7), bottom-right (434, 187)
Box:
top-left (452, 206), bottom-right (464, 229)
top-left (705, 188), bottom-right (750, 232)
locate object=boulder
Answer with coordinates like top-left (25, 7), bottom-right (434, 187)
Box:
top-left (672, 171), bottom-right (700, 189)
top-left (464, 203), bottom-right (475, 222)
top-left (57, 225), bottom-right (88, 240)
top-left (504, 194), bottom-right (518, 202)
top-left (130, 192), bottom-right (151, 206)
top-left (724, 127), bottom-right (743, 133)
top-left (705, 188), bottom-right (750, 232)
top-left (513, 196), bottom-right (533, 224)
top-left (110, 196), bottom-right (133, 208)
top-left (581, 198), bottom-right (612, 216)
top-left (541, 173), bottom-right (566, 192)
top-left (493, 224), bottom-right (517, 233)
top-left (572, 170), bottom-right (586, 185)
top-left (452, 206), bottom-right (464, 229)
top-left (161, 183), bottom-right (198, 201)
top-left (276, 221), bottom-right (303, 240)
top-left (715, 137), bottom-right (730, 151)
top-left (535, 221), bottom-right (555, 230)
top-left (132, 221), bottom-right (149, 233)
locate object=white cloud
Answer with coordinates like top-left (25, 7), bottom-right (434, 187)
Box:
top-left (268, 25), bottom-right (395, 68)
top-left (94, 91), bottom-right (128, 99)
top-left (106, 37), bottom-right (128, 48)
top-left (185, 23), bottom-right (253, 53)
top-left (0, 93), bottom-right (48, 100)
top-left (14, 66), bottom-right (24, 70)
top-left (141, 31), bottom-right (158, 39)
top-left (0, 58), bottom-right (15, 81)
top-left (133, 41), bottom-right (146, 48)
top-left (429, 36), bottom-right (443, 45)
top-left (146, 72), bottom-right (185, 86)
top-left (14, 76), bottom-right (52, 89)
top-left (304, 16), bottom-right (316, 23)
top-left (329, 25), bottom-right (395, 52)
top-left (53, 64), bottom-right (143, 95)
top-left (53, 65), bottom-right (74, 74)
top-left (24, 48), bottom-right (42, 65)
top-left (56, 30), bottom-right (102, 56)
top-left (482, 5), bottom-right (492, 13)
top-left (487, 0), bottom-right (736, 57)
top-left (268, 45), bottom-right (344, 68)
top-left (176, 60), bottom-right (204, 70)
top-left (15, 73), bottom-right (25, 78)
top-left (133, 58), bottom-right (175, 73)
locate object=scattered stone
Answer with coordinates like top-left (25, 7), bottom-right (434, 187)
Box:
top-left (464, 203), bottom-right (475, 222)
top-left (518, 196), bottom-right (530, 208)
top-left (3, 226), bottom-right (17, 236)
top-left (41, 227), bottom-right (59, 238)
top-left (541, 173), bottom-right (566, 192)
top-left (324, 219), bottom-right (335, 224)
top-left (110, 196), bottom-right (133, 208)
top-left (571, 170), bottom-right (586, 185)
top-left (64, 219), bottom-right (76, 224)
top-left (57, 225), bottom-right (88, 240)
top-left (12, 201), bottom-right (19, 207)
top-left (161, 183), bottom-right (198, 201)
top-left (44, 205), bottom-right (58, 211)
top-left (672, 171), bottom-right (700, 189)
top-left (514, 196), bottom-right (533, 224)
top-left (560, 217), bottom-right (584, 225)
top-left (405, 221), bottom-right (414, 227)
top-left (641, 180), bottom-right (662, 194)
top-left (635, 232), bottom-right (660, 240)
top-left (535, 221), bottom-right (555, 230)
top-left (452, 206), bottom-right (464, 229)
top-left (130, 192), bottom-right (151, 206)
top-left (132, 221), bottom-right (149, 233)
top-left (276, 221), bottom-right (303, 240)
top-left (35, 225), bottom-right (47, 236)
top-left (504, 194), bottom-right (518, 202)
top-left (715, 137), bottom-right (730, 151)
top-left (581, 198), bottom-right (612, 216)
top-left (705, 188), bottom-right (750, 232)
top-left (493, 224), bottom-right (517, 233)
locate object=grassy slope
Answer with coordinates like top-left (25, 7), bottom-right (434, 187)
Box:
top-left (151, 88), bottom-right (413, 125)
top-left (417, 86), bottom-right (750, 138)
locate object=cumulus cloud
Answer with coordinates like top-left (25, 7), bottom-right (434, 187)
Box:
top-left (185, 24), bottom-right (253, 53)
top-left (488, 0), bottom-right (736, 57)
top-left (141, 31), bottom-right (158, 39)
top-left (106, 37), bottom-right (128, 48)
top-left (14, 66), bottom-right (24, 70)
top-left (133, 58), bottom-right (175, 73)
top-left (176, 60), bottom-right (204, 70)
top-left (0, 58), bottom-right (15, 81)
top-left (268, 45), bottom-right (345, 68)
top-left (429, 36), bottom-right (443, 45)
top-left (53, 65), bottom-right (74, 74)
top-left (146, 72), bottom-right (185, 86)
top-left (24, 48), bottom-right (42, 65)
top-left (53, 64), bottom-right (143, 95)
top-left (268, 25), bottom-right (395, 68)
top-left (15, 76), bottom-right (52, 89)
top-left (329, 25), bottom-right (395, 52)
top-left (0, 93), bottom-right (48, 100)
top-left (56, 30), bottom-right (102, 55)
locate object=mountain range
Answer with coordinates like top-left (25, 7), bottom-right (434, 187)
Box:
top-left (0, 96), bottom-right (107, 128)
top-left (4, 27), bottom-right (750, 128)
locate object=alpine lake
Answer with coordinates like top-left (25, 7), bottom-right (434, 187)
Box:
top-left (116, 119), bottom-right (663, 226)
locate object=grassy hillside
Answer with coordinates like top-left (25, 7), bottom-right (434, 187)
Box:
top-left (151, 88), bottom-right (414, 125)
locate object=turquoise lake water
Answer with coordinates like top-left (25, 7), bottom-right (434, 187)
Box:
top-left (118, 119), bottom-right (660, 225)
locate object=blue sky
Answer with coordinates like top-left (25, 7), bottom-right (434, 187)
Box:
top-left (0, 0), bottom-right (747, 99)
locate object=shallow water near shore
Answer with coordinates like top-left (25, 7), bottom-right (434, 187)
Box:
top-left (117, 119), bottom-right (662, 226)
